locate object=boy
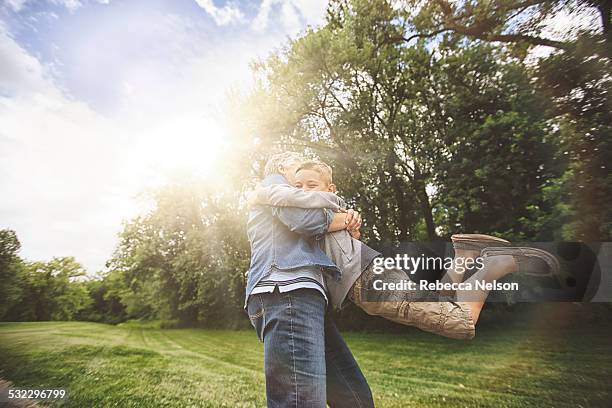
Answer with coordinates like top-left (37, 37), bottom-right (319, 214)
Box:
top-left (250, 159), bottom-right (560, 339)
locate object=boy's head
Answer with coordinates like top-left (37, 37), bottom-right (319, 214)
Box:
top-left (295, 160), bottom-right (336, 193)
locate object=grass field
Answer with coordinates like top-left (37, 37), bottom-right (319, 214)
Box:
top-left (1, 313), bottom-right (611, 407)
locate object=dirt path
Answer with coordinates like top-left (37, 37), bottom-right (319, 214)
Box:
top-left (0, 379), bottom-right (43, 407)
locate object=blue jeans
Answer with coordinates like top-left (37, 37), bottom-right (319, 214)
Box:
top-left (247, 288), bottom-right (374, 408)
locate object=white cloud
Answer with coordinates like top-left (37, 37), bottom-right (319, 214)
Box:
top-left (3, 0), bottom-right (28, 12)
top-left (193, 0), bottom-right (244, 26)
top-left (0, 24), bottom-right (52, 96)
top-left (0, 0), bottom-right (327, 273)
top-left (252, 0), bottom-right (276, 32)
top-left (0, 24), bottom-right (138, 271)
top-left (3, 0), bottom-right (111, 13)
top-left (50, 0), bottom-right (82, 11)
top-left (252, 0), bottom-right (327, 33)
top-left (0, 8), bottom-right (286, 273)
top-left (289, 0), bottom-right (328, 26)
top-left (280, 1), bottom-right (300, 33)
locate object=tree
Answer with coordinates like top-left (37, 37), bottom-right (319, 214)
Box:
top-left (0, 229), bottom-right (25, 320)
top-left (402, 0), bottom-right (610, 57)
top-left (245, 0), bottom-right (561, 243)
top-left (403, 0), bottom-right (612, 239)
top-left (107, 179), bottom-right (249, 327)
top-left (431, 45), bottom-right (563, 239)
top-left (78, 272), bottom-right (127, 324)
top-left (5, 256), bottom-right (90, 321)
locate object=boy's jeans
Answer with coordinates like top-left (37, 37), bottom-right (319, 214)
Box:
top-left (247, 287), bottom-right (374, 408)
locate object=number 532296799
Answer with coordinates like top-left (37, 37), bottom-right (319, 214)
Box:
top-left (6, 388), bottom-right (67, 400)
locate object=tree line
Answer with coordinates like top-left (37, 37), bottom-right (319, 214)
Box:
top-left (1, 0), bottom-right (610, 327)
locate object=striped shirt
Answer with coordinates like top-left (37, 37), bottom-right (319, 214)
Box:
top-left (250, 266), bottom-right (328, 304)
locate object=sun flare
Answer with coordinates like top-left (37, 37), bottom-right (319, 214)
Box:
top-left (139, 114), bottom-right (229, 181)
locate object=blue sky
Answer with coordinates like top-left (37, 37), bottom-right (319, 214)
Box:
top-left (0, 0), bottom-right (594, 274)
top-left (0, 0), bottom-right (327, 273)
top-left (2, 0), bottom-right (325, 111)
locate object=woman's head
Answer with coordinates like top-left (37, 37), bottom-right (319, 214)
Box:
top-left (263, 151), bottom-right (304, 184)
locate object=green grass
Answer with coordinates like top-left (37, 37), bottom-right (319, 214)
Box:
top-left (1, 317), bottom-right (611, 407)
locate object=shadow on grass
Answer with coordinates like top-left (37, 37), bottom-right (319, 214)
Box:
top-left (0, 344), bottom-right (172, 407)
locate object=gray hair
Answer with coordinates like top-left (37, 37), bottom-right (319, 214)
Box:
top-left (264, 152), bottom-right (304, 177)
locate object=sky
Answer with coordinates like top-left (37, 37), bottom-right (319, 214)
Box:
top-left (0, 0), bottom-right (599, 274)
top-left (0, 0), bottom-right (328, 273)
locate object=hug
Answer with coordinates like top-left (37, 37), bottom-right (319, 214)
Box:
top-left (245, 151), bottom-right (562, 408)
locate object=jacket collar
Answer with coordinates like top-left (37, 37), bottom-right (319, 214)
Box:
top-left (262, 173), bottom-right (290, 187)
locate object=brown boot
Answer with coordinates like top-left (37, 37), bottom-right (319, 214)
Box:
top-left (481, 246), bottom-right (561, 278)
top-left (451, 233), bottom-right (510, 251)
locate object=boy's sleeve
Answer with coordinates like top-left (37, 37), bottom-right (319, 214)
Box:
top-left (272, 207), bottom-right (334, 238)
top-left (249, 184), bottom-right (346, 210)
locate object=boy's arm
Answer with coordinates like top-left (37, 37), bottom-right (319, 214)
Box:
top-left (249, 184), bottom-right (346, 210)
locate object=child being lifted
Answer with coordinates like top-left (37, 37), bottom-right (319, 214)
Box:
top-left (249, 158), bottom-right (560, 339)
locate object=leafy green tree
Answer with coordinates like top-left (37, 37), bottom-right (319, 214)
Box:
top-left (29, 258), bottom-right (90, 321)
top-left (431, 45), bottom-right (563, 239)
top-left (5, 256), bottom-right (90, 321)
top-left (0, 229), bottom-right (25, 320)
top-left (245, 0), bottom-right (561, 243)
top-left (46, 258), bottom-right (91, 320)
top-left (400, 0), bottom-right (609, 57)
top-left (78, 272), bottom-right (127, 324)
top-left (536, 50), bottom-right (612, 239)
top-left (403, 0), bottom-right (612, 239)
top-left (107, 180), bottom-right (249, 327)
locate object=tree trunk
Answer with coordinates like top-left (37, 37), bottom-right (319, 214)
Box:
top-left (388, 155), bottom-right (412, 241)
top-left (599, 2), bottom-right (611, 44)
top-left (390, 174), bottom-right (411, 241)
top-left (412, 169), bottom-right (437, 240)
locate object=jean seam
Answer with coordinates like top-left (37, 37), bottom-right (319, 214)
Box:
top-left (259, 295), bottom-right (266, 342)
top-left (249, 309), bottom-right (264, 320)
top-left (329, 351), bottom-right (364, 407)
top-left (288, 293), bottom-right (297, 408)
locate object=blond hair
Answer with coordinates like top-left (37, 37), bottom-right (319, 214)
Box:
top-left (296, 160), bottom-right (333, 185)
top-left (263, 152), bottom-right (304, 177)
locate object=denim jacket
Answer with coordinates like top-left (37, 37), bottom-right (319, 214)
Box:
top-left (245, 174), bottom-right (341, 305)
top-left (250, 183), bottom-right (381, 309)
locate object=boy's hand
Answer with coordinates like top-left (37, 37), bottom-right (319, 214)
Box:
top-left (328, 208), bottom-right (362, 233)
